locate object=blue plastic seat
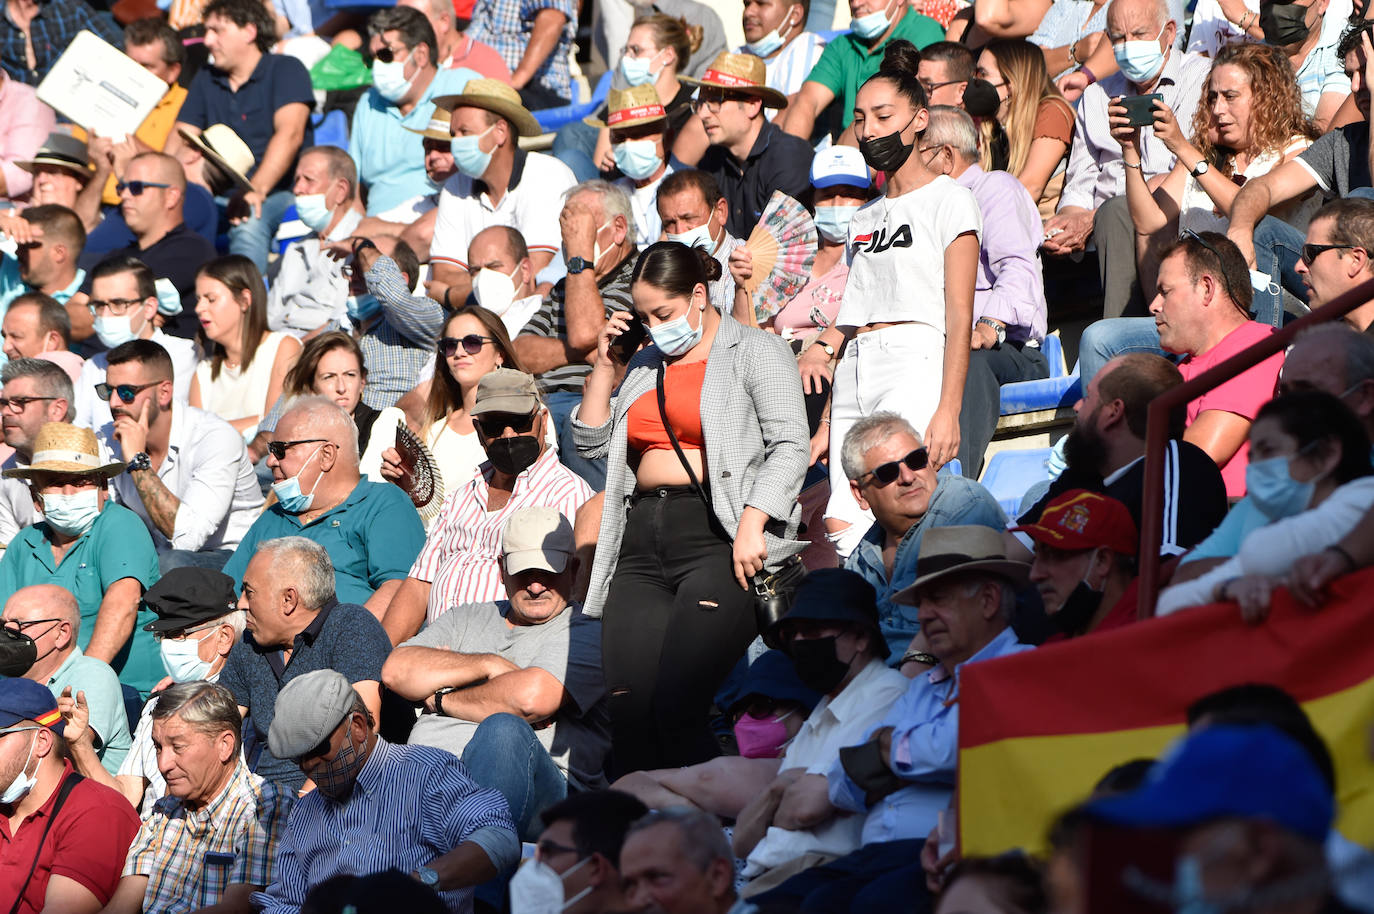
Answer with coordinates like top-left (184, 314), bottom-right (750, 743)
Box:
top-left (274, 204), bottom-right (311, 256)
top-left (980, 448), bottom-right (1054, 517)
top-left (533, 70), bottom-right (614, 134)
top-left (312, 108), bottom-right (349, 151)
top-left (998, 333), bottom-right (1082, 416)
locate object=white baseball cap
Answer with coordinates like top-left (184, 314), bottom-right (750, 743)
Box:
top-left (502, 506), bottom-right (575, 575)
top-left (810, 146), bottom-right (872, 190)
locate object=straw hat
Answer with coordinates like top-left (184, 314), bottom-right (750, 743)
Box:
top-left (432, 79), bottom-right (542, 137)
top-left (405, 106), bottom-right (455, 141)
top-left (3, 422), bottom-right (125, 480)
top-left (16, 132), bottom-right (94, 182)
top-left (177, 124), bottom-right (255, 193)
top-left (681, 52), bottom-right (788, 109)
top-left (583, 84), bottom-right (668, 129)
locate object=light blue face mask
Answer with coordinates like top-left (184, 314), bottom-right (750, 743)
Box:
top-left (451, 125), bottom-right (496, 178)
top-left (1172, 855), bottom-right (1224, 914)
top-left (665, 218), bottom-right (717, 251)
top-left (1245, 449), bottom-right (1318, 521)
top-left (346, 293), bottom-right (382, 323)
top-left (851, 0), bottom-right (895, 40)
top-left (745, 13), bottom-right (794, 57)
top-left (294, 192), bottom-right (333, 233)
top-left (649, 292), bottom-right (705, 357)
top-left (271, 444), bottom-right (324, 514)
top-left (814, 204), bottom-right (859, 243)
top-left (1114, 24), bottom-right (1168, 85)
top-left (160, 628), bottom-right (216, 682)
top-left (371, 53), bottom-right (413, 103)
top-left (613, 139), bottom-right (663, 181)
top-left (620, 54), bottom-right (658, 86)
top-left (93, 312), bottom-right (141, 349)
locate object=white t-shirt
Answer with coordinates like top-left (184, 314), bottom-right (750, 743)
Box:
top-left (837, 175), bottom-right (982, 331)
top-left (429, 151), bottom-right (577, 273)
top-left (1178, 135), bottom-right (1319, 236)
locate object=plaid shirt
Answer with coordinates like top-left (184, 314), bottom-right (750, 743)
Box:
top-left (466, 0), bottom-right (577, 102)
top-left (359, 254), bottom-right (446, 409)
top-left (124, 760), bottom-right (294, 914)
top-left (0, 0), bottom-right (123, 84)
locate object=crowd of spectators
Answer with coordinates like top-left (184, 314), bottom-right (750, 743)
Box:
top-left (3, 0), bottom-right (1374, 911)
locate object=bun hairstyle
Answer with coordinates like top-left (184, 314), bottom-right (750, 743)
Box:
top-left (632, 241), bottom-right (721, 301)
top-left (869, 39), bottom-right (928, 110)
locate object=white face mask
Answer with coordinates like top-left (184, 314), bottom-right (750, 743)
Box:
top-left (160, 627), bottom-right (217, 682)
top-left (94, 309), bottom-right (146, 349)
top-left (509, 857), bottom-right (592, 914)
top-left (665, 218), bottom-right (717, 251)
top-left (472, 264), bottom-right (523, 316)
top-left (0, 730), bottom-right (40, 805)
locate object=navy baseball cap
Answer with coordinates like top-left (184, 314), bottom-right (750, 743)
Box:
top-left (0, 678), bottom-right (64, 735)
top-left (1082, 724), bottom-right (1334, 843)
top-left (730, 650), bottom-right (823, 714)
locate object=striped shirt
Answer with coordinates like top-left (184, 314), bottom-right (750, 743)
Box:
top-left (411, 446), bottom-right (594, 623)
top-left (252, 740), bottom-right (517, 914)
top-left (737, 32), bottom-right (828, 105)
top-left (519, 253), bottom-right (637, 395)
top-left (125, 760), bottom-right (293, 914)
top-left (360, 255), bottom-right (447, 408)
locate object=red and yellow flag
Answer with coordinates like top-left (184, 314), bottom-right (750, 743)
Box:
top-left (958, 568), bottom-right (1374, 857)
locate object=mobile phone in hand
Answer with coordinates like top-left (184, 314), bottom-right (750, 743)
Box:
top-left (1119, 93), bottom-right (1164, 128)
top-left (610, 311), bottom-right (647, 362)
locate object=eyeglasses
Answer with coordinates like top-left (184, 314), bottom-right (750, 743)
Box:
top-left (0, 395), bottom-right (55, 412)
top-left (95, 381), bottom-right (159, 403)
top-left (918, 78), bottom-right (962, 92)
top-left (693, 89), bottom-right (748, 111)
top-left (373, 45), bottom-right (411, 63)
top-left (535, 839), bottom-right (581, 860)
top-left (88, 297), bottom-right (146, 316)
top-left (0, 726), bottom-right (40, 739)
top-left (292, 732), bottom-right (336, 765)
top-left (266, 438), bottom-right (328, 460)
top-left (2, 617), bottom-right (63, 632)
top-left (116, 180), bottom-right (171, 196)
top-left (1301, 243), bottom-right (1359, 267)
top-left (439, 335), bottom-right (496, 358)
top-left (152, 621), bottom-right (222, 643)
top-left (474, 412), bottom-right (538, 438)
top-left (858, 447), bottom-right (930, 486)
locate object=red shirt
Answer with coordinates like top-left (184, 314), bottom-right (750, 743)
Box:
top-left (0, 761), bottom-right (140, 914)
top-left (1178, 321), bottom-right (1284, 498)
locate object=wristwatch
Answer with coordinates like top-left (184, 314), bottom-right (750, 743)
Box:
top-left (817, 341), bottom-right (836, 359)
top-left (976, 317), bottom-right (1006, 345)
top-left (1190, 160), bottom-right (1210, 178)
top-left (414, 866), bottom-right (440, 888)
top-left (433, 686), bottom-right (459, 716)
top-left (566, 256), bottom-right (592, 274)
top-left (126, 452), bottom-right (152, 473)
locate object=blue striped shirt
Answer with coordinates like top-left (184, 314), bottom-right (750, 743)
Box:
top-left (252, 739), bottom-right (518, 914)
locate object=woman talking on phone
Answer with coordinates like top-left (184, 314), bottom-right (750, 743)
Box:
top-left (573, 241), bottom-right (809, 774)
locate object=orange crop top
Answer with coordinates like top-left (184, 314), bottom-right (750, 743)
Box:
top-left (626, 360), bottom-right (707, 453)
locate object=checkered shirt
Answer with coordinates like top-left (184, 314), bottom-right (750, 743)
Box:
top-left (466, 0), bottom-right (578, 101)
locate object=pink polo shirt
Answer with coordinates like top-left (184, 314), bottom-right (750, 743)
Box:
top-left (0, 74), bottom-right (56, 204)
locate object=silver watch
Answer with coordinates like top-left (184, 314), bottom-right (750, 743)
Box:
top-left (415, 865), bottom-right (440, 887)
top-left (1190, 160), bottom-right (1210, 178)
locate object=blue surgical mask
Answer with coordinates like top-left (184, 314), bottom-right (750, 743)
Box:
top-left (649, 293), bottom-right (705, 356)
top-left (1172, 855), bottom-right (1223, 914)
top-left (614, 139), bottom-right (663, 181)
top-left (160, 628), bottom-right (216, 682)
top-left (346, 293), bottom-right (382, 323)
top-left (620, 54), bottom-right (658, 86)
top-left (451, 125), bottom-right (496, 178)
top-left (270, 445), bottom-right (324, 514)
top-left (294, 192), bottom-right (333, 233)
top-left (154, 277), bottom-right (183, 316)
top-left (851, 0), bottom-right (895, 39)
top-left (41, 489), bottom-right (101, 537)
top-left (1114, 25), bottom-right (1168, 85)
top-left (93, 313), bottom-right (140, 349)
top-left (371, 53), bottom-right (414, 102)
top-left (814, 204), bottom-right (858, 243)
top-left (1245, 452), bottom-right (1317, 521)
top-left (745, 16), bottom-right (792, 57)
top-left (665, 219), bottom-right (717, 251)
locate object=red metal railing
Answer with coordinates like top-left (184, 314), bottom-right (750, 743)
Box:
top-left (1137, 275), bottom-right (1374, 618)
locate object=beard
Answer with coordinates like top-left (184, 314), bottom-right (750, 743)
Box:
top-left (1063, 414), bottom-right (1109, 477)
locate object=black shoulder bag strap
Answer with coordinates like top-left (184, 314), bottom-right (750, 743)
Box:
top-left (656, 362), bottom-right (712, 510)
top-left (8, 772), bottom-right (84, 914)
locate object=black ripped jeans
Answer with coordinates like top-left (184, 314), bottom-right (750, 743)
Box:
top-left (601, 487), bottom-right (758, 775)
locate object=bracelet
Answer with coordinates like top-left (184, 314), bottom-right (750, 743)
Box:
top-left (901, 650), bottom-right (939, 666)
top-left (820, 417), bottom-right (831, 425)
top-left (1123, 160), bottom-right (1143, 169)
top-left (1079, 64), bottom-right (1098, 85)
top-left (1067, 38), bottom-right (1081, 66)
top-left (1327, 544), bottom-right (1358, 573)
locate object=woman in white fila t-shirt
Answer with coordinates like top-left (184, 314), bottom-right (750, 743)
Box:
top-left (797, 38), bottom-right (982, 556)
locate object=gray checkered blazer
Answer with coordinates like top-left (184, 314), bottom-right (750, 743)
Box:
top-left (572, 315), bottom-right (810, 618)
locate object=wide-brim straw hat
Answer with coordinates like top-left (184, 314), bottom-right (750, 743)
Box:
top-left (681, 52), bottom-right (788, 109)
top-left (405, 106), bottom-right (455, 141)
top-left (16, 132), bottom-right (94, 183)
top-left (893, 525), bottom-right (1031, 605)
top-left (178, 124), bottom-right (255, 193)
top-left (3, 422), bottom-right (125, 479)
top-left (433, 78), bottom-right (542, 137)
top-left (584, 84), bottom-right (669, 129)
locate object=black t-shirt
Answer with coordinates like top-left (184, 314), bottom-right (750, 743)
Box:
top-left (1018, 439), bottom-right (1229, 558)
top-left (698, 119), bottom-right (814, 238)
top-left (111, 224), bottom-right (219, 340)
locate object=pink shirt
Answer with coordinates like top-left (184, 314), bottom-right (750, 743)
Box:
top-left (445, 35), bottom-right (513, 82)
top-left (772, 260), bottom-right (848, 337)
top-left (1178, 321), bottom-right (1284, 498)
top-left (0, 74), bottom-right (56, 203)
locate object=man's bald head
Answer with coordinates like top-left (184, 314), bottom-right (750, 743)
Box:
top-left (1107, 0), bottom-right (1172, 39)
top-left (281, 395), bottom-right (360, 464)
top-left (4, 584), bottom-right (80, 629)
top-left (128, 151), bottom-right (187, 193)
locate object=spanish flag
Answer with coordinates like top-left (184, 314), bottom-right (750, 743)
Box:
top-left (958, 568), bottom-right (1374, 857)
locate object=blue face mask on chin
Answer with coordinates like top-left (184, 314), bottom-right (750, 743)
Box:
top-left (851, 0), bottom-right (896, 39)
top-left (271, 445), bottom-right (325, 514)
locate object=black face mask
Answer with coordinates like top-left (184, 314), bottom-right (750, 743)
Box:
top-left (859, 114), bottom-right (917, 173)
top-left (486, 435), bottom-right (541, 476)
top-left (789, 636), bottom-right (851, 694)
top-left (962, 78), bottom-right (1002, 119)
top-left (1051, 580), bottom-right (1105, 637)
top-left (1259, 2), bottom-right (1312, 46)
top-left (0, 627), bottom-right (37, 677)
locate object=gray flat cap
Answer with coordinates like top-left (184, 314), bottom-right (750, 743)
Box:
top-left (268, 669), bottom-right (356, 759)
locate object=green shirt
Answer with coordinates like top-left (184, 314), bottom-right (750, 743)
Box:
top-left (0, 503), bottom-right (161, 693)
top-left (805, 10), bottom-right (945, 127)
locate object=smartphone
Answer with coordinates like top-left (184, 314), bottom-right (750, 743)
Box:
top-left (1119, 93), bottom-right (1164, 128)
top-left (610, 311), bottom-right (647, 362)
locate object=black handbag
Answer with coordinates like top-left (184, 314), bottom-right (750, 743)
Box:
top-left (655, 364), bottom-right (806, 637)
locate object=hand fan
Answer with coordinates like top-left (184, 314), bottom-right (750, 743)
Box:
top-left (743, 191), bottom-right (818, 325)
top-left (392, 420), bottom-right (445, 523)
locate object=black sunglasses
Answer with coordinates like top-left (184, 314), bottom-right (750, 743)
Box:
top-left (0, 395), bottom-right (56, 411)
top-left (266, 438), bottom-right (329, 460)
top-left (1301, 242), bottom-right (1359, 267)
top-left (859, 447), bottom-right (930, 486)
top-left (474, 412), bottom-right (537, 438)
top-left (116, 180), bottom-right (172, 196)
top-left (439, 335), bottom-right (496, 357)
top-left (95, 381), bottom-right (160, 403)
top-left (373, 45), bottom-right (410, 63)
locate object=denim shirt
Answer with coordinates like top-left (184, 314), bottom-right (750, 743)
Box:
top-left (845, 475), bottom-right (1007, 659)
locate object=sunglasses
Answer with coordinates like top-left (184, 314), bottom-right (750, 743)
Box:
top-left (439, 335), bottom-right (496, 357)
top-left (693, 89), bottom-right (750, 110)
top-left (1181, 230), bottom-right (1243, 308)
top-left (0, 395), bottom-right (55, 412)
top-left (1301, 242), bottom-right (1359, 267)
top-left (95, 381), bottom-right (160, 403)
top-left (474, 412), bottom-right (537, 438)
top-left (858, 447), bottom-right (929, 486)
top-left (373, 45), bottom-right (410, 63)
top-left (116, 180), bottom-right (171, 196)
top-left (266, 438), bottom-right (328, 460)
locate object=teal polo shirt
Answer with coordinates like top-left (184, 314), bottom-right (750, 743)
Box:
top-left (47, 646), bottom-right (134, 775)
top-left (222, 479), bottom-right (425, 605)
top-left (0, 502), bottom-right (161, 693)
top-left (805, 10), bottom-right (944, 128)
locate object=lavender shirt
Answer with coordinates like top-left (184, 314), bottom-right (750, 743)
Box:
top-left (955, 164), bottom-right (1047, 344)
